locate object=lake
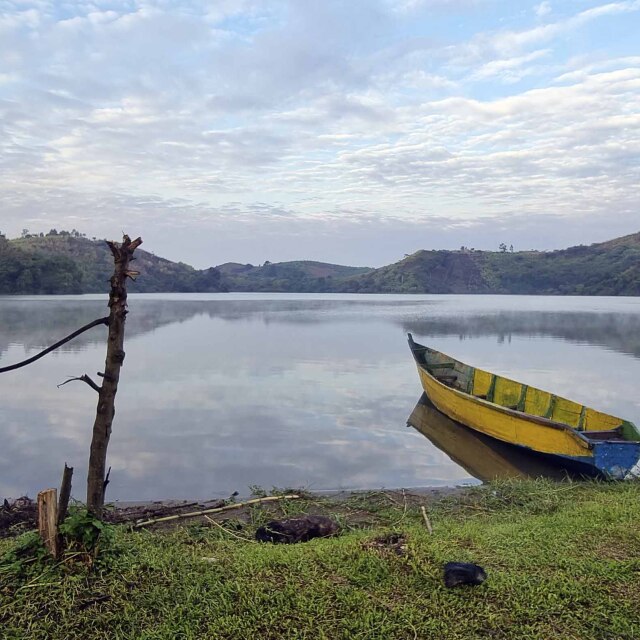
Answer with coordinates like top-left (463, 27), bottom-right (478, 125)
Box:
top-left (1, 293), bottom-right (640, 501)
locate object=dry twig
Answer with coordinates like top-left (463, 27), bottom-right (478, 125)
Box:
top-left (204, 515), bottom-right (256, 543)
top-left (421, 506), bottom-right (433, 534)
top-left (132, 495), bottom-right (301, 529)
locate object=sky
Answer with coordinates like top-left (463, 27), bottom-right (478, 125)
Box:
top-left (0, 1), bottom-right (639, 268)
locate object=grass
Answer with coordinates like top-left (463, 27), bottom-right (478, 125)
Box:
top-left (1, 479), bottom-right (639, 639)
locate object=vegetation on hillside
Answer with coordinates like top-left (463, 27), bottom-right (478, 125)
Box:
top-left (217, 232), bottom-right (640, 295)
top-left (334, 232), bottom-right (640, 295)
top-left (0, 234), bottom-right (83, 294)
top-left (0, 230), bottom-right (227, 294)
top-left (1, 479), bottom-right (639, 639)
top-left (2, 229), bottom-right (639, 295)
top-left (216, 260), bottom-right (372, 292)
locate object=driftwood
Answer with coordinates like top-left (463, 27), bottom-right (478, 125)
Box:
top-left (37, 488), bottom-right (58, 557)
top-left (132, 495), bottom-right (301, 529)
top-left (87, 235), bottom-right (142, 516)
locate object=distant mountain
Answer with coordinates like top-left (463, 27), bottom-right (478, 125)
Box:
top-left (0, 233), bottom-right (227, 294)
top-left (2, 230), bottom-right (639, 295)
top-left (216, 260), bottom-right (373, 292)
top-left (333, 232), bottom-right (640, 295)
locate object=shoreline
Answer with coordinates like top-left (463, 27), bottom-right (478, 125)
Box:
top-left (2, 478), bottom-right (639, 639)
top-left (1, 484), bottom-right (471, 537)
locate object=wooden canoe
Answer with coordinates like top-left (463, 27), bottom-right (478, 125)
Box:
top-left (408, 334), bottom-right (640, 479)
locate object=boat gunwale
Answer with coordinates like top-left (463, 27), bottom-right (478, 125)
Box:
top-left (407, 335), bottom-right (596, 449)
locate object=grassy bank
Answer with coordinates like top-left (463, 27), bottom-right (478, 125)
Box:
top-left (1, 479), bottom-right (639, 639)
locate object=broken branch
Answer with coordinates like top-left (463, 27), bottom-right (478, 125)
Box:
top-left (0, 317), bottom-right (109, 374)
top-left (57, 374), bottom-right (101, 393)
top-left (132, 495), bottom-right (301, 529)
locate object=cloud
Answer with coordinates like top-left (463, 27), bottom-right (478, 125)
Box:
top-left (535, 2), bottom-right (552, 18)
top-left (469, 48), bottom-right (551, 82)
top-left (0, 1), bottom-right (638, 264)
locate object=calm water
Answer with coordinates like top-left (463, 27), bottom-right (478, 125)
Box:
top-left (1, 293), bottom-right (640, 501)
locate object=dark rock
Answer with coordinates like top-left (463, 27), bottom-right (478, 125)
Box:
top-left (255, 515), bottom-right (340, 544)
top-left (443, 562), bottom-right (487, 587)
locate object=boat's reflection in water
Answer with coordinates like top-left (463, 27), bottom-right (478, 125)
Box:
top-left (408, 394), bottom-right (585, 482)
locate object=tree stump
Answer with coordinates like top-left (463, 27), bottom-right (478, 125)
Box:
top-left (37, 488), bottom-right (58, 557)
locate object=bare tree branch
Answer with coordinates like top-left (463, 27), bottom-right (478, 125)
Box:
top-left (0, 317), bottom-right (109, 374)
top-left (57, 374), bottom-right (101, 393)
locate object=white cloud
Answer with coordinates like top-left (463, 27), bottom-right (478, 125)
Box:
top-left (469, 48), bottom-right (551, 82)
top-left (0, 1), bottom-right (638, 263)
top-left (535, 2), bottom-right (551, 18)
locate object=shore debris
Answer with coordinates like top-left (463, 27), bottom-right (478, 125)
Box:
top-left (0, 496), bottom-right (37, 538)
top-left (255, 515), bottom-right (340, 544)
top-left (363, 532), bottom-right (408, 556)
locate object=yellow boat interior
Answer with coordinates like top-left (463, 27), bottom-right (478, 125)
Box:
top-left (410, 340), bottom-right (640, 443)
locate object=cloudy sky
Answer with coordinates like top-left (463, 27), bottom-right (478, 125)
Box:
top-left (1, 1), bottom-right (639, 267)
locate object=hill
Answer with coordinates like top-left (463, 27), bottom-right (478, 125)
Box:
top-left (0, 232), bottom-right (227, 294)
top-left (2, 229), bottom-right (639, 295)
top-left (216, 260), bottom-right (372, 292)
top-left (333, 232), bottom-right (640, 295)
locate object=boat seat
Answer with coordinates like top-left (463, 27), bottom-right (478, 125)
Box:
top-left (584, 429), bottom-right (627, 442)
top-left (426, 362), bottom-right (456, 371)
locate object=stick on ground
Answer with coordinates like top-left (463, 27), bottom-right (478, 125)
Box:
top-left (132, 495), bottom-right (301, 529)
top-left (421, 505), bottom-right (433, 534)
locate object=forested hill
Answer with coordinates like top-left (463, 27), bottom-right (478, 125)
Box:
top-left (332, 232), bottom-right (640, 295)
top-left (216, 261), bottom-right (373, 292)
top-left (0, 232), bottom-right (227, 294)
top-left (1, 230), bottom-right (639, 295)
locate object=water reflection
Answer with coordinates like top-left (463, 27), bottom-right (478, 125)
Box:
top-left (1, 294), bottom-right (639, 499)
top-left (401, 311), bottom-right (640, 358)
top-left (2, 294), bottom-right (640, 358)
top-left (408, 395), bottom-right (578, 481)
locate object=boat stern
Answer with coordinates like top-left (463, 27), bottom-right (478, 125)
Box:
top-left (592, 441), bottom-right (640, 480)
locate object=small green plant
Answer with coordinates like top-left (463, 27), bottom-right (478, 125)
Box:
top-left (248, 484), bottom-right (268, 498)
top-left (59, 508), bottom-right (115, 555)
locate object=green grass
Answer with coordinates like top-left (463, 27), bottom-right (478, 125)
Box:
top-left (2, 479), bottom-right (640, 639)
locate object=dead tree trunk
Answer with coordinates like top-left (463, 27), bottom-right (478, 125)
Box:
top-left (58, 463), bottom-right (73, 525)
top-left (86, 235), bottom-right (142, 516)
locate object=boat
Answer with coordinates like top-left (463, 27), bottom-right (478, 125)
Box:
top-left (407, 334), bottom-right (640, 479)
top-left (407, 395), bottom-right (582, 482)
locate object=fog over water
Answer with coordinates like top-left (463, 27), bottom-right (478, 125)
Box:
top-left (1, 293), bottom-right (639, 500)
